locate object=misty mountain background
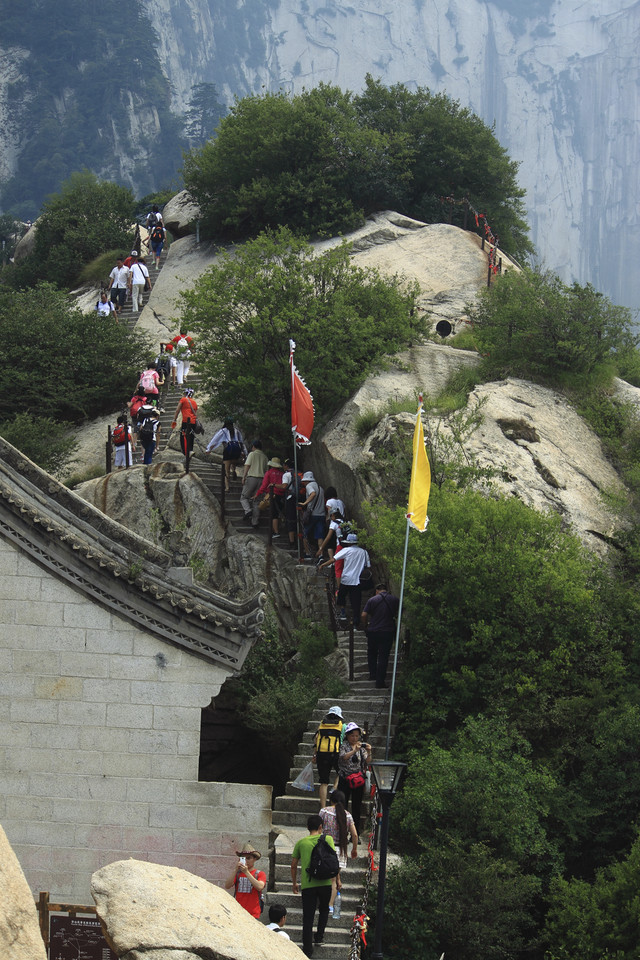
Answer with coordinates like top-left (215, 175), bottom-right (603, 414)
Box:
top-left (1, 0), bottom-right (638, 312)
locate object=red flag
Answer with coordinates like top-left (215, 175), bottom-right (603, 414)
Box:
top-left (289, 340), bottom-right (314, 445)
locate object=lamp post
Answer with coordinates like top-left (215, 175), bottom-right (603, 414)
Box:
top-left (370, 759), bottom-right (407, 960)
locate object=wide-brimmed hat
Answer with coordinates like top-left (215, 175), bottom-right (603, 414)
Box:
top-left (327, 705), bottom-right (344, 719)
top-left (268, 457), bottom-right (283, 468)
top-left (301, 471), bottom-right (315, 482)
top-left (130, 249), bottom-right (138, 256)
top-left (343, 722), bottom-right (361, 735)
top-left (235, 842), bottom-right (261, 860)
top-left (345, 533), bottom-right (358, 544)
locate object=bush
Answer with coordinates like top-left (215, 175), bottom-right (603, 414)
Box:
top-left (469, 268), bottom-right (638, 388)
top-left (0, 413), bottom-right (77, 474)
top-left (0, 282), bottom-right (151, 423)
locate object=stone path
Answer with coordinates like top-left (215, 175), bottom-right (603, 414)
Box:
top-left (265, 627), bottom-right (395, 958)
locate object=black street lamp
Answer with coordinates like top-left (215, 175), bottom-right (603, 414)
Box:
top-left (370, 759), bottom-right (407, 960)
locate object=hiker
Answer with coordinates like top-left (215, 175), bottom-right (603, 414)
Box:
top-left (319, 789), bottom-right (358, 915)
top-left (127, 390), bottom-right (147, 436)
top-left (316, 506), bottom-right (344, 562)
top-left (95, 290), bottom-right (117, 319)
top-left (338, 722), bottom-right (372, 839)
top-left (149, 217), bottom-right (166, 269)
top-left (361, 583), bottom-right (400, 689)
top-left (266, 904), bottom-right (290, 938)
top-left (299, 471), bottom-right (325, 557)
top-left (129, 253), bottom-right (150, 314)
top-left (324, 485), bottom-right (346, 521)
top-left (281, 458), bottom-right (300, 549)
top-left (291, 815), bottom-right (336, 957)
top-left (224, 842), bottom-right (266, 919)
top-left (166, 330), bottom-right (194, 385)
top-left (137, 400), bottom-right (161, 465)
top-left (255, 457), bottom-right (285, 539)
top-left (335, 533), bottom-right (371, 625)
top-left (312, 705), bottom-right (345, 807)
top-left (139, 361), bottom-right (163, 402)
top-left (107, 256), bottom-right (129, 315)
top-left (206, 419), bottom-right (246, 492)
top-left (240, 439), bottom-right (268, 526)
top-left (112, 415), bottom-right (135, 470)
top-left (171, 387), bottom-right (198, 460)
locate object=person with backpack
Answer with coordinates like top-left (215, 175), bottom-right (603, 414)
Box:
top-left (139, 362), bottom-right (163, 402)
top-left (206, 418), bottom-right (247, 492)
top-left (224, 842), bottom-right (266, 919)
top-left (313, 705), bottom-right (345, 808)
top-left (107, 256), bottom-right (130, 315)
top-left (254, 457), bottom-right (285, 539)
top-left (299, 471), bottom-right (325, 558)
top-left (266, 904), bottom-right (290, 938)
top-left (112, 415), bottom-right (135, 470)
top-left (166, 330), bottom-right (194, 386)
top-left (149, 217), bottom-right (166, 270)
top-left (128, 254), bottom-right (150, 314)
top-left (95, 290), bottom-right (118, 320)
top-left (136, 400), bottom-right (161, 465)
top-left (291, 814), bottom-right (338, 957)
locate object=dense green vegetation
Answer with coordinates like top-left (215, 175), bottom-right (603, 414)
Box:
top-left (0, 282), bottom-right (150, 422)
top-left (357, 266), bottom-right (640, 959)
top-left (5, 171), bottom-right (135, 291)
top-left (0, 0), bottom-right (183, 218)
top-left (183, 77), bottom-right (531, 259)
top-left (180, 227), bottom-right (422, 448)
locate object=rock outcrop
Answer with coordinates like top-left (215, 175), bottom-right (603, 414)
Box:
top-left (162, 190), bottom-right (201, 237)
top-left (312, 359), bottom-right (626, 555)
top-left (91, 858), bottom-right (304, 960)
top-left (0, 825), bottom-right (47, 960)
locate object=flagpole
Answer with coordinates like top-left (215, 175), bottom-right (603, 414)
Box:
top-left (290, 340), bottom-right (302, 563)
top-left (385, 517), bottom-right (410, 759)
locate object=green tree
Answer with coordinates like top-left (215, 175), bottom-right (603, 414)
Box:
top-left (179, 227), bottom-right (421, 447)
top-left (182, 84), bottom-right (413, 239)
top-left (7, 170), bottom-right (134, 290)
top-left (185, 82), bottom-right (227, 146)
top-left (544, 833), bottom-right (640, 960)
top-left (354, 75), bottom-right (532, 260)
top-left (0, 282), bottom-right (151, 422)
top-left (365, 489), bottom-right (622, 751)
top-left (0, 413), bottom-right (77, 474)
top-left (469, 267), bottom-right (637, 386)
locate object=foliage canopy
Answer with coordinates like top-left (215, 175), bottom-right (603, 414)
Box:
top-left (6, 171), bottom-right (135, 291)
top-left (183, 77), bottom-right (531, 258)
top-left (0, 282), bottom-right (150, 424)
top-left (179, 227), bottom-right (422, 449)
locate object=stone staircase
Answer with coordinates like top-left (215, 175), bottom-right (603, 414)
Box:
top-left (265, 628), bottom-right (396, 957)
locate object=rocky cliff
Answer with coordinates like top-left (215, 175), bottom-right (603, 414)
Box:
top-left (2, 1), bottom-right (637, 310)
top-left (138, 0), bottom-right (640, 311)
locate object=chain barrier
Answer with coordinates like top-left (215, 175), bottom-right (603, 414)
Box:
top-left (349, 787), bottom-right (381, 960)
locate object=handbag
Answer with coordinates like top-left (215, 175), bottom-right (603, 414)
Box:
top-left (194, 419), bottom-right (205, 435)
top-left (346, 770), bottom-right (365, 789)
top-left (359, 566), bottom-right (373, 587)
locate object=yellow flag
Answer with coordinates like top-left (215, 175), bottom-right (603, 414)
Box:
top-left (406, 398), bottom-right (431, 532)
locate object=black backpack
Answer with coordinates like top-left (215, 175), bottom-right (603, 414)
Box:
top-left (139, 417), bottom-right (156, 442)
top-left (150, 223), bottom-right (164, 243)
top-left (307, 835), bottom-right (340, 881)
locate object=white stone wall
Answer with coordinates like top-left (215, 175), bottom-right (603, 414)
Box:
top-left (0, 536), bottom-right (272, 903)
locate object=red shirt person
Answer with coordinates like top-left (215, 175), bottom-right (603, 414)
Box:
top-left (224, 842), bottom-right (266, 918)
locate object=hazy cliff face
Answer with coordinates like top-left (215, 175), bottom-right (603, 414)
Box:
top-left (140, 0), bottom-right (640, 311)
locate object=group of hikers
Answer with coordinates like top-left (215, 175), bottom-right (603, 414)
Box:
top-left (99, 206), bottom-right (167, 318)
top-left (228, 705), bottom-right (379, 957)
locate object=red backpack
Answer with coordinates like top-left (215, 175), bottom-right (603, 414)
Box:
top-left (113, 424), bottom-right (127, 446)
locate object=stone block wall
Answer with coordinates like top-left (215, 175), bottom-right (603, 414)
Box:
top-left (0, 536), bottom-right (272, 903)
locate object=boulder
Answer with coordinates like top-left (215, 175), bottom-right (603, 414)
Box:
top-left (0, 824), bottom-right (47, 960)
top-left (162, 190), bottom-right (201, 237)
top-left (91, 858), bottom-right (304, 960)
top-left (13, 219), bottom-right (38, 261)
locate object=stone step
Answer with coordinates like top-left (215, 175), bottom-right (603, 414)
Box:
top-left (274, 795), bottom-right (375, 818)
top-left (271, 863), bottom-right (367, 887)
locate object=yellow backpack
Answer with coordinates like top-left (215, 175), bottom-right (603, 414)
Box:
top-left (315, 719), bottom-right (344, 754)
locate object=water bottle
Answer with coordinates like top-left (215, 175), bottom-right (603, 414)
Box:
top-left (333, 891), bottom-right (341, 919)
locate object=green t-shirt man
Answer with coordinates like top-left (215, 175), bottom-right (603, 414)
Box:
top-left (291, 826), bottom-right (336, 891)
